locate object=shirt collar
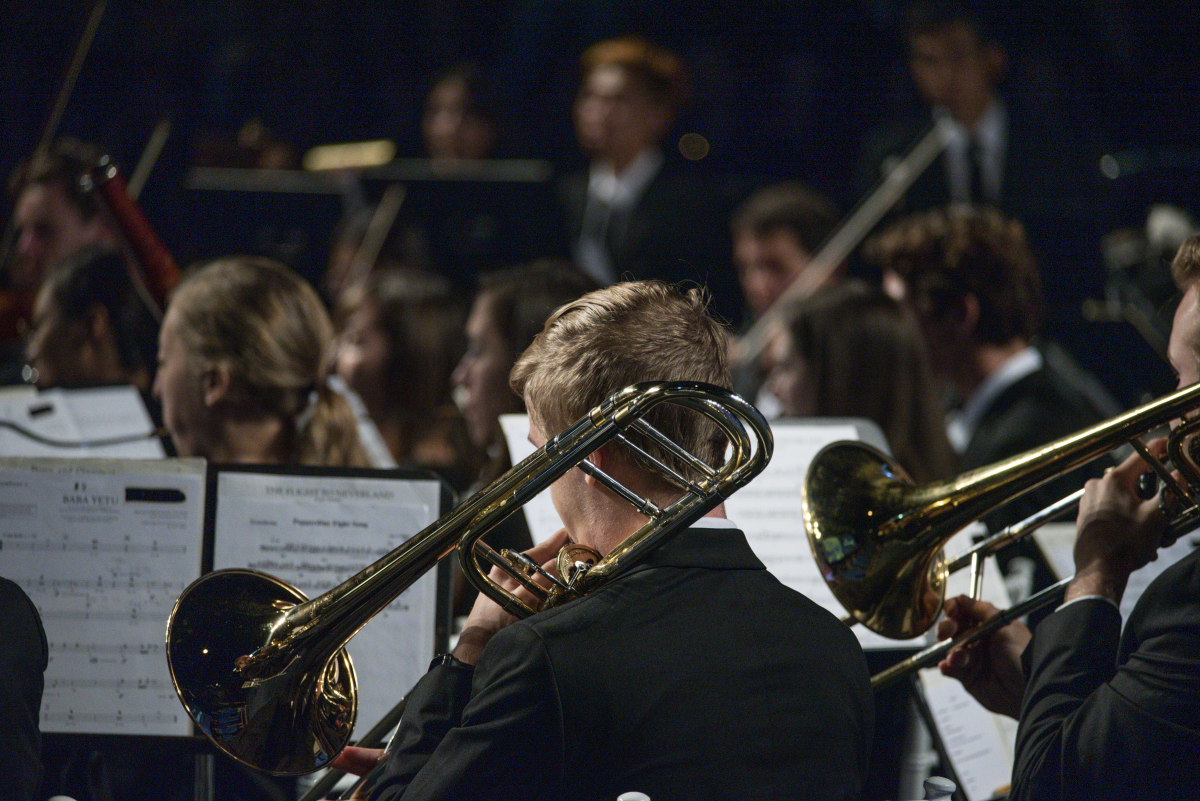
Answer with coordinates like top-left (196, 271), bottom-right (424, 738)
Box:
top-left (948, 345), bottom-right (1042, 452)
top-left (588, 148), bottom-right (664, 209)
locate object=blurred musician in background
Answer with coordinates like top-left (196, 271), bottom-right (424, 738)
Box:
top-left (0, 576), bottom-right (48, 801)
top-left (25, 246), bottom-right (158, 393)
top-left (3, 138), bottom-right (120, 380)
top-left (766, 280), bottom-right (956, 484)
top-left (334, 280), bottom-right (873, 800)
top-left (868, 206), bottom-right (1119, 606)
top-left (448, 259), bottom-right (597, 614)
top-left (559, 37), bottom-right (741, 323)
top-left (855, 0), bottom-right (1099, 356)
top-left (334, 268), bottom-right (480, 488)
top-left (155, 256), bottom-right (368, 467)
top-left (937, 234), bottom-right (1200, 801)
top-left (729, 181), bottom-right (842, 405)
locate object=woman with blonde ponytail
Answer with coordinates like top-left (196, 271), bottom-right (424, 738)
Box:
top-left (154, 256), bottom-right (369, 467)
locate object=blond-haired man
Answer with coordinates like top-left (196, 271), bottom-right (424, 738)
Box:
top-left (336, 281), bottom-right (872, 800)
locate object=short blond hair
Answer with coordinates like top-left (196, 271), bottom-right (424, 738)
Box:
top-left (1171, 235), bottom-right (1200, 289)
top-left (510, 281), bottom-right (731, 486)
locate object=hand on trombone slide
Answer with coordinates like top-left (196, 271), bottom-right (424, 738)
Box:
top-left (1070, 437), bottom-right (1173, 605)
top-left (938, 438), bottom-right (1179, 718)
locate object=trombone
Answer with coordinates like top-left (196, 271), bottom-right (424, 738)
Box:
top-left (165, 381), bottom-right (772, 776)
top-left (803, 380), bottom-right (1200, 688)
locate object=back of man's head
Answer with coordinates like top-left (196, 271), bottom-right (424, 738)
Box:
top-left (511, 281), bottom-right (731, 485)
top-left (867, 206), bottom-right (1043, 346)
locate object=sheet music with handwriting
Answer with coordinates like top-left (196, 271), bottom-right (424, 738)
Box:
top-left (0, 385), bottom-right (164, 458)
top-left (0, 457), bottom-right (206, 736)
top-left (211, 471), bottom-right (440, 741)
top-left (725, 420), bottom-right (927, 650)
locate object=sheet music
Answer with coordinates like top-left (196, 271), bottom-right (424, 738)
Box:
top-left (725, 420), bottom-right (926, 650)
top-left (917, 528), bottom-right (1017, 801)
top-left (0, 457), bottom-right (206, 736)
top-left (500, 414), bottom-right (564, 544)
top-left (0, 385), bottom-right (164, 458)
top-left (211, 471), bottom-right (441, 741)
top-left (1033, 521), bottom-right (1200, 620)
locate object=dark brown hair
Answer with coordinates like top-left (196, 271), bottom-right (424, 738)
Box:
top-left (731, 182), bottom-right (840, 256)
top-left (866, 206), bottom-right (1043, 346)
top-left (8, 137), bottom-right (105, 218)
top-left (781, 281), bottom-right (957, 482)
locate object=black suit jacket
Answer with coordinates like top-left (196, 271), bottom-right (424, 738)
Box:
top-left (1010, 544), bottom-right (1200, 801)
top-left (962, 344), bottom-right (1121, 534)
top-left (855, 107), bottom-right (1102, 344)
top-left (558, 163), bottom-right (743, 325)
top-left (369, 526), bottom-right (873, 801)
top-left (0, 577), bottom-right (48, 801)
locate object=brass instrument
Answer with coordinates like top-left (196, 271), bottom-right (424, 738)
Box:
top-left (804, 380), bottom-right (1200, 652)
top-left (166, 381), bottom-right (772, 776)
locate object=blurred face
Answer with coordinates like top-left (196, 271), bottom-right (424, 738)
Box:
top-left (25, 286), bottom-right (89, 388)
top-left (908, 23), bottom-right (1002, 126)
top-left (335, 301), bottom-right (390, 419)
top-left (153, 307), bottom-right (209, 457)
top-left (764, 329), bottom-right (813, 417)
top-left (1169, 285), bottom-right (1200, 420)
top-left (13, 184), bottom-right (111, 292)
top-left (423, 77), bottom-right (496, 160)
top-left (735, 229), bottom-right (813, 318)
top-left (574, 65), bottom-right (670, 166)
top-left (452, 295), bottom-right (521, 449)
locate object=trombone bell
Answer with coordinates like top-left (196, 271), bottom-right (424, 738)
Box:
top-left (166, 570), bottom-right (356, 775)
top-left (804, 442), bottom-right (946, 639)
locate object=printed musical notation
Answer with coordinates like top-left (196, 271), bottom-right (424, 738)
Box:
top-left (0, 457), bottom-right (206, 737)
top-left (211, 469), bottom-right (441, 741)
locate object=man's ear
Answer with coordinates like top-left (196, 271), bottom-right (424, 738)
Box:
top-left (582, 443), bottom-right (617, 487)
top-left (201, 364), bottom-right (232, 408)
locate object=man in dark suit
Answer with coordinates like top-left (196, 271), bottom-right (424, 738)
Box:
top-left (935, 235), bottom-right (1200, 801)
top-left (870, 206), bottom-right (1119, 607)
top-left (854, 0), bottom-right (1099, 354)
top-left (1, 576), bottom-right (49, 801)
top-left (333, 281), bottom-right (873, 800)
top-left (558, 38), bottom-right (741, 324)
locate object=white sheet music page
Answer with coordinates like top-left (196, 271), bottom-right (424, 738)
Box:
top-left (0, 457), bottom-right (206, 736)
top-left (500, 414), bottom-right (564, 544)
top-left (724, 421), bottom-right (927, 650)
top-left (211, 471), bottom-right (440, 741)
top-left (1034, 521), bottom-right (1200, 621)
top-left (917, 527), bottom-right (1016, 801)
top-left (0, 386), bottom-right (164, 458)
